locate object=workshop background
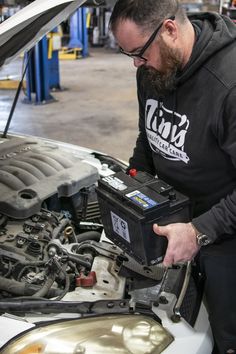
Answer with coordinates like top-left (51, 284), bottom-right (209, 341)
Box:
top-left (0, 0), bottom-right (234, 162)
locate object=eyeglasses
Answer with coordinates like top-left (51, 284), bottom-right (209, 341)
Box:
top-left (120, 16), bottom-right (175, 62)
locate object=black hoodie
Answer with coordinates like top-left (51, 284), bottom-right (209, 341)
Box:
top-left (129, 12), bottom-right (236, 243)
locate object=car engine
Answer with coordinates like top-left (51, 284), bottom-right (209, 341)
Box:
top-left (0, 134), bottom-right (201, 329)
top-left (0, 206), bottom-right (128, 300)
top-left (0, 134), bottom-right (129, 301)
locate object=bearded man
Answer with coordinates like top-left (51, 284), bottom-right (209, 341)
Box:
top-left (110, 1), bottom-right (236, 353)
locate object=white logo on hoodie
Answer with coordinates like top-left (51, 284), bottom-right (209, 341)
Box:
top-left (145, 99), bottom-right (190, 164)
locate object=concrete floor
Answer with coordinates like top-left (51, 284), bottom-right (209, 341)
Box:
top-left (0, 47), bottom-right (139, 162)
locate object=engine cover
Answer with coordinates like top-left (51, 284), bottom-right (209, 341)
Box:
top-left (0, 136), bottom-right (99, 219)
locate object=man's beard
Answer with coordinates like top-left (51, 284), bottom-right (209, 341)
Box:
top-left (142, 37), bottom-right (182, 95)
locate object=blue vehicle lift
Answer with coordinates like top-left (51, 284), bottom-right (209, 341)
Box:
top-left (25, 36), bottom-right (54, 104)
top-left (48, 29), bottom-right (62, 91)
top-left (69, 8), bottom-right (88, 57)
top-left (25, 29), bottom-right (62, 104)
top-left (25, 8), bottom-right (88, 104)
top-left (59, 8), bottom-right (88, 59)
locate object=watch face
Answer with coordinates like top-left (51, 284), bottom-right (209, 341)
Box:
top-left (197, 234), bottom-right (210, 246)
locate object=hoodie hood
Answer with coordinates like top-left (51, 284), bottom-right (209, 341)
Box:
top-left (177, 12), bottom-right (236, 84)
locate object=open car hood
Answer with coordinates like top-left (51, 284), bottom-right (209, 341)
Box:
top-left (0, 0), bottom-right (95, 66)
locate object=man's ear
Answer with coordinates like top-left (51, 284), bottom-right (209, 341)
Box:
top-left (162, 19), bottom-right (178, 42)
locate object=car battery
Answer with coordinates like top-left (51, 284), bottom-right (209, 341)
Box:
top-left (96, 170), bottom-right (190, 265)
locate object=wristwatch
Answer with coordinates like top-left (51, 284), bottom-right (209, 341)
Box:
top-left (191, 222), bottom-right (211, 247)
top-left (196, 233), bottom-right (211, 247)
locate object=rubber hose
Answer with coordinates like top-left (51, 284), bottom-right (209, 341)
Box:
top-left (32, 273), bottom-right (56, 298)
top-left (54, 264), bottom-right (70, 301)
top-left (52, 219), bottom-right (70, 239)
top-left (76, 231), bottom-right (101, 243)
top-left (0, 276), bottom-right (62, 298)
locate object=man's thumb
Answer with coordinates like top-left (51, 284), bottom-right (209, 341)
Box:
top-left (153, 223), bottom-right (166, 236)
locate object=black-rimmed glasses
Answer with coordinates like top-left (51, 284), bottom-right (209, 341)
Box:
top-left (120, 16), bottom-right (175, 62)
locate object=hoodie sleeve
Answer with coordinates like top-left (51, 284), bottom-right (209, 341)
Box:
top-left (128, 68), bottom-right (156, 175)
top-left (192, 86), bottom-right (236, 242)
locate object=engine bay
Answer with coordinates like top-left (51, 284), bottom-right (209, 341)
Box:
top-left (0, 134), bottom-right (201, 330)
top-left (0, 134), bottom-right (125, 302)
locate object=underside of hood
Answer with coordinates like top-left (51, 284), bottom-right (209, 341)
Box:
top-left (0, 0), bottom-right (90, 66)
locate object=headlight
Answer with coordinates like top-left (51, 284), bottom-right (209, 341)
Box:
top-left (1, 314), bottom-right (173, 354)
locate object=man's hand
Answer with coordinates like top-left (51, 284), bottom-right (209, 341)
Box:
top-left (153, 222), bottom-right (200, 267)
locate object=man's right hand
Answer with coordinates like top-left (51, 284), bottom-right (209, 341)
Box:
top-left (153, 222), bottom-right (201, 267)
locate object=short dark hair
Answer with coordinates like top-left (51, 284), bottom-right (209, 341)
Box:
top-left (109, 0), bottom-right (187, 33)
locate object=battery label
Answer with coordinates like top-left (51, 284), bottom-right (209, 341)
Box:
top-left (102, 176), bottom-right (127, 191)
top-left (111, 211), bottom-right (130, 243)
top-left (126, 190), bottom-right (158, 209)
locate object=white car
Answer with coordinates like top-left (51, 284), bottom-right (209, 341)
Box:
top-left (0, 1), bottom-right (213, 353)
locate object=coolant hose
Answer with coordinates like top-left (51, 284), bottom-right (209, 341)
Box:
top-left (32, 273), bottom-right (56, 298)
top-left (0, 276), bottom-right (61, 298)
top-left (76, 231), bottom-right (101, 243)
